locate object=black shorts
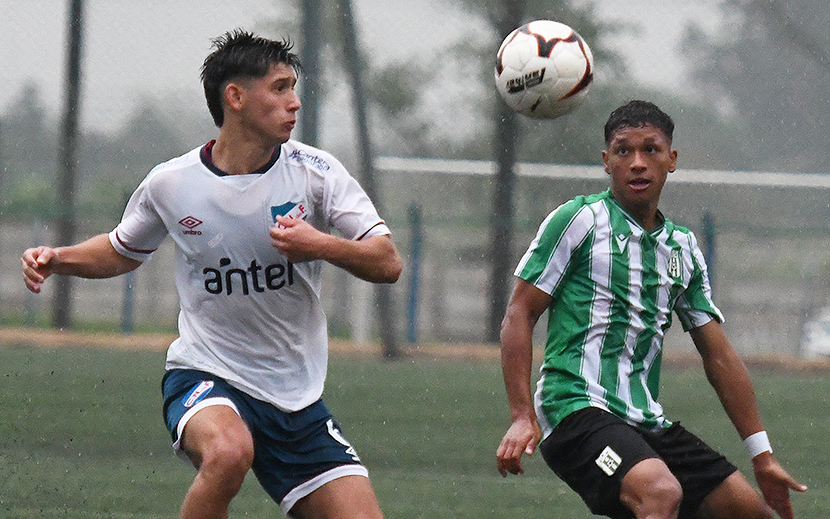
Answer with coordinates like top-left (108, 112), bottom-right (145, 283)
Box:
top-left (539, 407), bottom-right (737, 519)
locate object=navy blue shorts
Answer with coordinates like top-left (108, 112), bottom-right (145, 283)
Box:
top-left (539, 407), bottom-right (737, 519)
top-left (162, 369), bottom-right (368, 515)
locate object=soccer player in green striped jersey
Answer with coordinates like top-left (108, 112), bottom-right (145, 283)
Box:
top-left (496, 101), bottom-right (805, 519)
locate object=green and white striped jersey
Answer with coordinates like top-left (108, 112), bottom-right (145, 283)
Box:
top-left (516, 190), bottom-right (723, 436)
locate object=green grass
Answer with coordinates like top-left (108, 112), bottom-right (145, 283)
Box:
top-left (0, 343), bottom-right (826, 517)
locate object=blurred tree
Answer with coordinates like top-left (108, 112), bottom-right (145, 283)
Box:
top-left (682, 0), bottom-right (830, 173)
top-left (2, 82), bottom-right (54, 181)
top-left (454, 0), bottom-right (620, 341)
top-left (73, 102), bottom-right (184, 222)
top-left (1, 82), bottom-right (58, 219)
top-left (358, 0), bottom-right (625, 164)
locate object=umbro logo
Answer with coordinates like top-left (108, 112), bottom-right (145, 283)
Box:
top-left (179, 216), bottom-right (203, 235)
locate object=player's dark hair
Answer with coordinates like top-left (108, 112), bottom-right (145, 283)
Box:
top-left (201, 29), bottom-right (302, 127)
top-left (604, 100), bottom-right (674, 144)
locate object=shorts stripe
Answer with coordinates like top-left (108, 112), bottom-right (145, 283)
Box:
top-left (162, 369), bottom-right (367, 509)
top-left (280, 465), bottom-right (370, 515)
top-left (172, 396), bottom-right (240, 455)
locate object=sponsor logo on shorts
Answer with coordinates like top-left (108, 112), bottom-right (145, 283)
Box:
top-left (182, 381), bottom-right (214, 408)
top-left (595, 445), bottom-right (622, 476)
top-left (327, 419), bottom-right (361, 462)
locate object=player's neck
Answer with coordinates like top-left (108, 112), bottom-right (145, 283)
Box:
top-left (619, 200), bottom-right (661, 231)
top-left (211, 130), bottom-right (280, 176)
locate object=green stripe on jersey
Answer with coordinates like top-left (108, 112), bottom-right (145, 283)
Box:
top-left (517, 190), bottom-right (722, 433)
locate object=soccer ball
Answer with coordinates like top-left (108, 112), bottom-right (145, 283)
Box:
top-left (495, 20), bottom-right (594, 119)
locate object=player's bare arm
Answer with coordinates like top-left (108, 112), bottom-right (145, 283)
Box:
top-left (690, 320), bottom-right (807, 518)
top-left (497, 279), bottom-right (550, 477)
top-left (22, 233), bottom-right (142, 293)
top-left (270, 215), bottom-right (401, 283)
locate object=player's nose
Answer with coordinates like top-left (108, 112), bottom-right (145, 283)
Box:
top-left (288, 90), bottom-right (301, 112)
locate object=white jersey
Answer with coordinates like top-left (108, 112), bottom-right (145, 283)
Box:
top-left (109, 140), bottom-right (390, 411)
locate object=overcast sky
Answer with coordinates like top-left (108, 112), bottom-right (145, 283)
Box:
top-left (0, 0), bottom-right (719, 132)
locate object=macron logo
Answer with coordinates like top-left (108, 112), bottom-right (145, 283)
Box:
top-left (179, 216), bottom-right (203, 235)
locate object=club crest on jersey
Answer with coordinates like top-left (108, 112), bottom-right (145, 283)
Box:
top-left (271, 202), bottom-right (307, 228)
top-left (668, 248), bottom-right (683, 279)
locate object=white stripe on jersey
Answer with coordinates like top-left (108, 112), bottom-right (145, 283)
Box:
top-left (520, 190), bottom-right (723, 433)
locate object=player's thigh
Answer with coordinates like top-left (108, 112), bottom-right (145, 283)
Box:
top-left (694, 471), bottom-right (773, 519)
top-left (288, 474), bottom-right (383, 519)
top-left (620, 457), bottom-right (683, 517)
top-left (181, 404), bottom-right (254, 470)
top-left (539, 407), bottom-right (658, 517)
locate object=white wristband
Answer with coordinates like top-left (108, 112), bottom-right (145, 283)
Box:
top-left (743, 431), bottom-right (772, 458)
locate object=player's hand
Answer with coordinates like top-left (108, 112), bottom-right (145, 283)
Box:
top-left (270, 216), bottom-right (327, 263)
top-left (497, 417), bottom-right (542, 477)
top-left (752, 452), bottom-right (807, 519)
top-left (21, 246), bottom-right (59, 293)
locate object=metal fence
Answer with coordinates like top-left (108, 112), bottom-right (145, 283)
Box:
top-left (4, 159), bottom-right (829, 358)
top-left (2, 2), bottom-right (829, 357)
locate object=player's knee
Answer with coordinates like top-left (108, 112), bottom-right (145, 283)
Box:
top-left (649, 477), bottom-right (683, 514)
top-left (621, 470), bottom-right (683, 519)
top-left (198, 429), bottom-right (254, 487)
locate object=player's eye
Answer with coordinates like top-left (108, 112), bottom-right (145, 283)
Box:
top-left (274, 79), bottom-right (295, 92)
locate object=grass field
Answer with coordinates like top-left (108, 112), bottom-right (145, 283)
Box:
top-left (0, 340), bottom-right (827, 518)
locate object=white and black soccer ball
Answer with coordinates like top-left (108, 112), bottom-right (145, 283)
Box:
top-left (495, 20), bottom-right (594, 119)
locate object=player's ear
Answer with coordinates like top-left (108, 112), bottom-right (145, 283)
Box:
top-left (224, 82), bottom-right (245, 112)
top-left (668, 149), bottom-right (678, 173)
top-left (601, 150), bottom-right (610, 174)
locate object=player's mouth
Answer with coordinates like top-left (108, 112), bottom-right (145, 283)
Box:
top-left (628, 178), bottom-right (651, 192)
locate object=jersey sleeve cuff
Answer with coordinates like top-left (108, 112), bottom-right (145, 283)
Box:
top-left (108, 229), bottom-right (155, 263)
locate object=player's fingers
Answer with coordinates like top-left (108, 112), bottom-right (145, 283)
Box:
top-left (274, 215), bottom-right (302, 230)
top-left (24, 279), bottom-right (41, 293)
top-left (21, 258), bottom-right (43, 284)
top-left (22, 249), bottom-right (40, 269)
top-left (37, 251), bottom-right (52, 266)
top-left (497, 444), bottom-right (527, 476)
top-left (22, 268), bottom-right (43, 293)
top-left (496, 457), bottom-right (509, 477)
top-left (497, 456), bottom-right (523, 476)
top-left (788, 477), bottom-right (808, 493)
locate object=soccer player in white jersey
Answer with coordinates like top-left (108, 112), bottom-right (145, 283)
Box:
top-left (496, 101), bottom-right (805, 519)
top-left (21, 30), bottom-right (401, 519)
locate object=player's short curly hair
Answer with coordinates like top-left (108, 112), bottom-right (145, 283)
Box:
top-left (201, 29), bottom-right (302, 127)
top-left (604, 100), bottom-right (674, 144)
